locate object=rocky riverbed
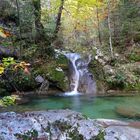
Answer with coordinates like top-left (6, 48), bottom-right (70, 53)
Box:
top-left (0, 110), bottom-right (140, 140)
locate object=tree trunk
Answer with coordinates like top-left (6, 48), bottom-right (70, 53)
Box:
top-left (32, 0), bottom-right (54, 57)
top-left (54, 0), bottom-right (64, 38)
top-left (15, 0), bottom-right (22, 58)
top-left (107, 0), bottom-right (114, 58)
top-left (96, 0), bottom-right (102, 46)
top-left (32, 0), bottom-right (45, 42)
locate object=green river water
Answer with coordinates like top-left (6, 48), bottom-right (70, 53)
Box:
top-left (3, 94), bottom-right (140, 121)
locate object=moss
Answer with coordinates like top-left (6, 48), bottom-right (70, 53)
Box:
top-left (53, 120), bottom-right (84, 139)
top-left (91, 130), bottom-right (105, 140)
top-left (89, 60), bottom-right (105, 81)
top-left (106, 73), bottom-right (126, 90)
top-left (127, 53), bottom-right (140, 62)
top-left (48, 68), bottom-right (64, 81)
top-left (82, 114), bottom-right (88, 119)
top-left (46, 64), bottom-right (68, 91)
top-left (0, 95), bottom-right (16, 107)
top-left (53, 120), bottom-right (72, 131)
top-left (34, 54), bottom-right (69, 91)
top-left (56, 54), bottom-right (68, 69)
top-left (125, 83), bottom-right (140, 91)
top-left (14, 129), bottom-right (38, 140)
top-left (127, 47), bottom-right (140, 62)
top-left (68, 128), bottom-right (84, 140)
top-left (89, 60), bottom-right (107, 91)
top-left (47, 120), bottom-right (84, 140)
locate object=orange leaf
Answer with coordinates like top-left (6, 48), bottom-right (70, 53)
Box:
top-left (24, 67), bottom-right (30, 75)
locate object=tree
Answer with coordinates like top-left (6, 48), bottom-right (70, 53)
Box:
top-left (96, 0), bottom-right (102, 45)
top-left (15, 0), bottom-right (22, 57)
top-left (32, 0), bottom-right (46, 42)
top-left (107, 0), bottom-right (114, 58)
top-left (54, 0), bottom-right (64, 38)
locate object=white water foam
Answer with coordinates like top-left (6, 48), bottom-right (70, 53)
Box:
top-left (64, 91), bottom-right (81, 96)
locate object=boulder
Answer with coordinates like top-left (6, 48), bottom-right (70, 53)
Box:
top-left (44, 53), bottom-right (69, 91)
top-left (0, 110), bottom-right (100, 140)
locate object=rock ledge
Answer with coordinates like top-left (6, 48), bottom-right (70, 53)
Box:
top-left (0, 110), bottom-right (140, 140)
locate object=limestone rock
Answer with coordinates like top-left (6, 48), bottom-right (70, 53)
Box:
top-left (0, 110), bottom-right (140, 140)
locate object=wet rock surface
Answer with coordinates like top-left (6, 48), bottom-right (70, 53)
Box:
top-left (66, 53), bottom-right (96, 94)
top-left (0, 110), bottom-right (140, 140)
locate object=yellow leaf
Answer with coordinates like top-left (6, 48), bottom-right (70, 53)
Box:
top-left (0, 66), bottom-right (4, 74)
top-left (0, 30), bottom-right (7, 38)
top-left (0, 28), bottom-right (12, 38)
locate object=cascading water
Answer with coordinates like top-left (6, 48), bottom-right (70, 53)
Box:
top-left (64, 53), bottom-right (96, 96)
top-left (64, 53), bottom-right (81, 95)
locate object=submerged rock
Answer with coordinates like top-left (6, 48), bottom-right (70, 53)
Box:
top-left (116, 106), bottom-right (140, 118)
top-left (0, 110), bottom-right (140, 140)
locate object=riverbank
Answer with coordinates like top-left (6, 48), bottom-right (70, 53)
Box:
top-left (13, 89), bottom-right (140, 97)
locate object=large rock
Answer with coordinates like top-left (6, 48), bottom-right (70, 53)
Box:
top-left (0, 110), bottom-right (100, 140)
top-left (0, 110), bottom-right (140, 140)
top-left (97, 119), bottom-right (140, 140)
top-left (45, 53), bottom-right (69, 91)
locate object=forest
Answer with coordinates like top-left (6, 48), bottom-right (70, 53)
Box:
top-left (0, 0), bottom-right (140, 139)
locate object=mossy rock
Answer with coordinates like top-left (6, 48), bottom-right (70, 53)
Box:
top-left (46, 55), bottom-right (69, 91)
top-left (56, 54), bottom-right (68, 70)
top-left (89, 60), bottom-right (107, 92)
top-left (34, 54), bottom-right (69, 91)
top-left (47, 66), bottom-right (68, 91)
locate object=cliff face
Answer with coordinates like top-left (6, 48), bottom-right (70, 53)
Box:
top-left (89, 46), bottom-right (140, 93)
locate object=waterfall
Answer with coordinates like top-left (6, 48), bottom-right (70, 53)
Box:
top-left (65, 53), bottom-right (81, 95)
top-left (64, 53), bottom-right (96, 96)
